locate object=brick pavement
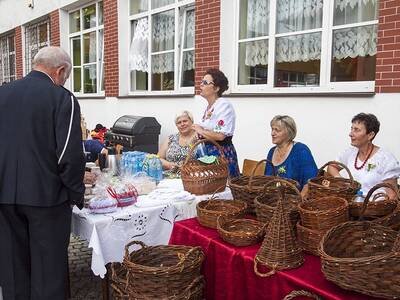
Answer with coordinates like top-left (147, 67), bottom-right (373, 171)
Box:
top-left (68, 235), bottom-right (103, 300)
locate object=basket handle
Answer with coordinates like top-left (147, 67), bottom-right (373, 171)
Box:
top-left (180, 276), bottom-right (204, 300)
top-left (253, 256), bottom-right (277, 277)
top-left (260, 177), bottom-right (301, 198)
top-left (124, 240), bottom-right (147, 260)
top-left (248, 159), bottom-right (275, 189)
top-left (283, 290), bottom-right (323, 300)
top-left (208, 185), bottom-right (228, 201)
top-left (358, 182), bottom-right (399, 220)
top-left (183, 138), bottom-right (227, 166)
top-left (318, 160), bottom-right (354, 181)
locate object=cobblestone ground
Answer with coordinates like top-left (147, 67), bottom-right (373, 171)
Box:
top-left (68, 235), bottom-right (103, 300)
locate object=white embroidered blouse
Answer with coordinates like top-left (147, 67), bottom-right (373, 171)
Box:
top-left (197, 97), bottom-right (236, 137)
top-left (337, 146), bottom-right (400, 195)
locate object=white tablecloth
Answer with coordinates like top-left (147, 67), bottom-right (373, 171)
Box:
top-left (71, 179), bottom-right (232, 278)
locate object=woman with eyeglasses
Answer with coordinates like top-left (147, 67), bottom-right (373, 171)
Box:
top-left (192, 68), bottom-right (240, 177)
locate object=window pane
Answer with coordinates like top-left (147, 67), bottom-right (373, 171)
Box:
top-left (238, 40), bottom-right (268, 85)
top-left (99, 29), bottom-right (104, 91)
top-left (8, 36), bottom-right (14, 52)
top-left (130, 70), bottom-right (148, 91)
top-left (152, 52), bottom-right (174, 90)
top-left (83, 65), bottom-right (97, 93)
top-left (130, 0), bottom-right (148, 14)
top-left (72, 37), bottom-right (81, 66)
top-left (334, 0), bottom-right (378, 26)
top-left (181, 50), bottom-right (194, 87)
top-left (69, 11), bottom-right (80, 33)
top-left (83, 4), bottom-right (96, 30)
top-left (276, 0), bottom-right (323, 34)
top-left (98, 1), bottom-right (104, 25)
top-left (183, 10), bottom-right (195, 49)
top-left (152, 10), bottom-right (175, 52)
top-left (239, 0), bottom-right (269, 39)
top-left (331, 25), bottom-right (377, 82)
top-left (38, 23), bottom-right (48, 44)
top-left (130, 18), bottom-right (149, 91)
top-left (275, 32), bottom-right (321, 87)
top-left (73, 68), bottom-right (82, 93)
top-left (152, 0), bottom-right (174, 10)
top-left (83, 32), bottom-right (97, 64)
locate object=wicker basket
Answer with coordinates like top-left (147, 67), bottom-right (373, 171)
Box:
top-left (296, 222), bottom-right (326, 256)
top-left (217, 216), bottom-right (265, 247)
top-left (254, 178), bottom-right (301, 229)
top-left (197, 193), bottom-right (247, 229)
top-left (283, 290), bottom-right (323, 300)
top-left (308, 161), bottom-right (361, 202)
top-left (298, 196), bottom-right (349, 231)
top-left (181, 139), bottom-right (228, 195)
top-left (254, 178), bottom-right (304, 277)
top-left (228, 159), bottom-right (277, 213)
top-left (122, 241), bottom-right (204, 299)
top-left (349, 182), bottom-right (398, 218)
top-left (319, 221), bottom-right (400, 299)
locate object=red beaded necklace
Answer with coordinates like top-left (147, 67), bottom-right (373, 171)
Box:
top-left (354, 143), bottom-right (374, 170)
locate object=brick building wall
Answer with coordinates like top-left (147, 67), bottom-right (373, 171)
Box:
top-left (103, 0), bottom-right (119, 97)
top-left (194, 0), bottom-right (220, 95)
top-left (375, 0), bottom-right (400, 93)
top-left (15, 26), bottom-right (23, 79)
top-left (50, 10), bottom-right (60, 47)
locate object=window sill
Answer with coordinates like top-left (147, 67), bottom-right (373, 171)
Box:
top-left (75, 95), bottom-right (106, 100)
top-left (118, 93), bottom-right (195, 99)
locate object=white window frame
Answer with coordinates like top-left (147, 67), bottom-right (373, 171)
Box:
top-left (23, 18), bottom-right (51, 75)
top-left (220, 0), bottom-right (378, 95)
top-left (68, 0), bottom-right (104, 97)
top-left (0, 33), bottom-right (16, 84)
top-left (128, 0), bottom-right (195, 96)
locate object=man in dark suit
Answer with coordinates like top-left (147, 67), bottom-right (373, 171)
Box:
top-left (0, 46), bottom-right (85, 300)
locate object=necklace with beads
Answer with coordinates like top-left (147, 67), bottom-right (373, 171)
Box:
top-left (354, 143), bottom-right (374, 170)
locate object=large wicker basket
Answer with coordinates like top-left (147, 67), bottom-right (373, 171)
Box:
top-left (196, 195), bottom-right (247, 229)
top-left (308, 161), bottom-right (361, 202)
top-left (228, 159), bottom-right (277, 213)
top-left (319, 221), bottom-right (400, 299)
top-left (122, 241), bottom-right (205, 299)
top-left (298, 196), bottom-right (349, 231)
top-left (283, 290), bottom-right (323, 300)
top-left (296, 222), bottom-right (326, 256)
top-left (349, 182), bottom-right (398, 218)
top-left (181, 139), bottom-right (228, 195)
top-left (217, 216), bottom-right (265, 247)
top-left (254, 178), bottom-right (301, 229)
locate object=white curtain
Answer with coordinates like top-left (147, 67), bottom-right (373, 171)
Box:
top-left (277, 0), bottom-right (323, 33)
top-left (333, 25), bottom-right (377, 60)
top-left (180, 9), bottom-right (195, 71)
top-left (244, 0), bottom-right (269, 67)
top-left (275, 32), bottom-right (321, 63)
top-left (152, 0), bottom-right (174, 9)
top-left (152, 52), bottom-right (174, 74)
top-left (129, 18), bottom-right (149, 72)
top-left (335, 0), bottom-right (377, 10)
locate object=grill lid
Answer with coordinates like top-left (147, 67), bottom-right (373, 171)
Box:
top-left (111, 115), bottom-right (161, 136)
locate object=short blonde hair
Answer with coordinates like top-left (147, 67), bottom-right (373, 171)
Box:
top-left (270, 115), bottom-right (297, 142)
top-left (174, 110), bottom-right (194, 124)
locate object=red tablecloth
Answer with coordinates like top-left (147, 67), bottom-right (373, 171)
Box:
top-left (169, 218), bottom-right (383, 300)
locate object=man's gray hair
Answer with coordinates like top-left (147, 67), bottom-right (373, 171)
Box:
top-left (33, 46), bottom-right (72, 76)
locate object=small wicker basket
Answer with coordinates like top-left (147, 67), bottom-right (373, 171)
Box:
top-left (217, 216), bottom-right (265, 247)
top-left (283, 290), bottom-right (323, 300)
top-left (296, 222), bottom-right (326, 256)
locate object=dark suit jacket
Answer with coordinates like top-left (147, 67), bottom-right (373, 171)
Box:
top-left (0, 70), bottom-right (85, 207)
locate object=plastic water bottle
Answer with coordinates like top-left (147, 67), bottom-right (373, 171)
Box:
top-left (195, 142), bottom-right (207, 158)
top-left (154, 157), bottom-right (163, 184)
top-left (354, 190), bottom-right (364, 203)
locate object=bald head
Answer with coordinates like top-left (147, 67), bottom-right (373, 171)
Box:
top-left (32, 47), bottom-right (72, 86)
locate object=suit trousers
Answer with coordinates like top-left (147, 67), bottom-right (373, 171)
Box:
top-left (0, 202), bottom-right (71, 300)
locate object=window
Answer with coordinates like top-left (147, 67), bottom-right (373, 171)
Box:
top-left (229, 0), bottom-right (378, 93)
top-left (69, 1), bottom-right (104, 95)
top-left (128, 0), bottom-right (195, 94)
top-left (0, 33), bottom-right (16, 84)
top-left (24, 19), bottom-right (50, 74)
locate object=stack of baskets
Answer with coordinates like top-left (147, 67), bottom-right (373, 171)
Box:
top-left (297, 196), bottom-right (349, 255)
top-left (181, 139), bottom-right (228, 195)
top-left (307, 161), bottom-right (361, 202)
top-left (111, 241), bottom-right (205, 300)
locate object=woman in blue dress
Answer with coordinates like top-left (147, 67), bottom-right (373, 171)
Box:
top-left (192, 69), bottom-right (240, 177)
top-left (265, 115), bottom-right (318, 197)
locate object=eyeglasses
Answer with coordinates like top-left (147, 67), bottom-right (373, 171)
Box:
top-left (200, 80), bottom-right (214, 86)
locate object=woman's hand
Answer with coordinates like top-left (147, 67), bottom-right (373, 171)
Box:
top-left (165, 161), bottom-right (179, 170)
top-left (192, 124), bottom-right (204, 135)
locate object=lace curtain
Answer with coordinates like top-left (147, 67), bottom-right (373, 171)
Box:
top-left (129, 18), bottom-right (149, 72)
top-left (152, 11), bottom-right (175, 73)
top-left (181, 9), bottom-right (195, 71)
top-left (335, 0), bottom-right (377, 10)
top-left (276, 32), bottom-right (321, 63)
top-left (333, 25), bottom-right (377, 60)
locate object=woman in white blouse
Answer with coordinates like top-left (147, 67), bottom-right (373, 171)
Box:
top-left (328, 113), bottom-right (400, 199)
top-left (192, 69), bottom-right (240, 177)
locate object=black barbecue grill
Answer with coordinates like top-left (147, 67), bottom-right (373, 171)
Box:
top-left (105, 115), bottom-right (161, 153)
